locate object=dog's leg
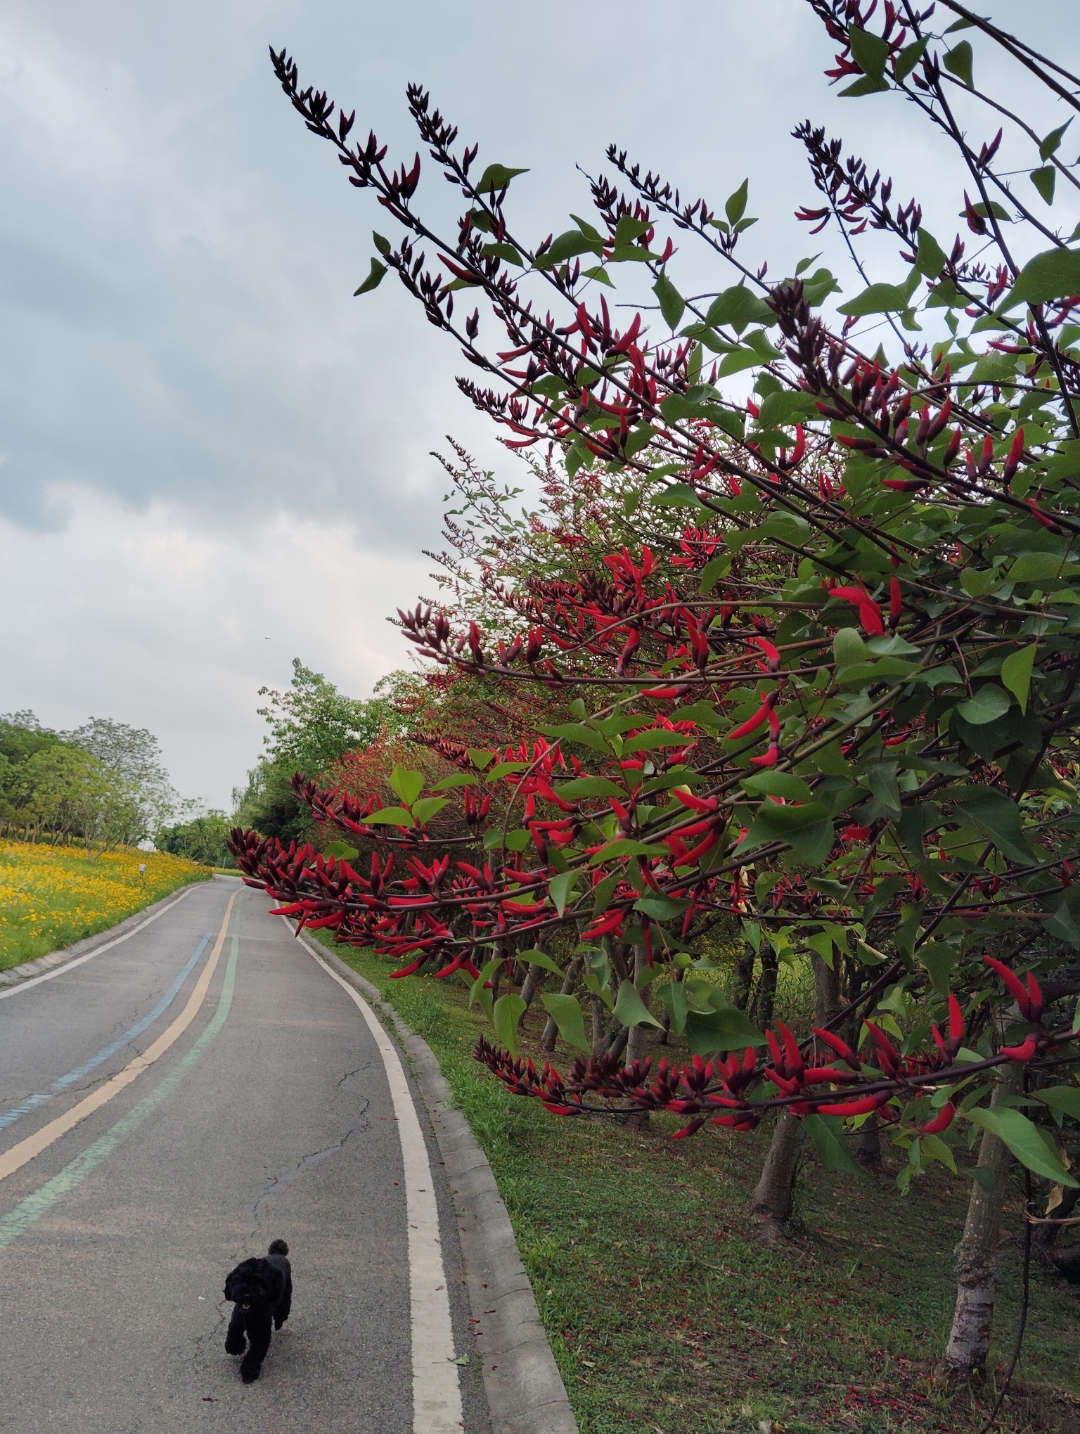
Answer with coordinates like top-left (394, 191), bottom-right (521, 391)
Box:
top-left (239, 1312), bottom-right (272, 1383)
top-left (224, 1309), bottom-right (248, 1356)
top-left (274, 1275), bottom-right (292, 1330)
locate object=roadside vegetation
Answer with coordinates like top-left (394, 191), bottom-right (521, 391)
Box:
top-left (233, 3), bottom-right (1080, 1425)
top-left (0, 841), bottom-right (210, 970)
top-left (321, 934), bottom-right (1080, 1434)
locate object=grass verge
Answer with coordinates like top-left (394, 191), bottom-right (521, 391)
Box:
top-left (316, 934), bottom-right (1080, 1434)
top-left (0, 839), bottom-right (212, 970)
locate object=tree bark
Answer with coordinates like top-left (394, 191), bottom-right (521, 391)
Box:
top-left (751, 1112), bottom-right (805, 1234)
top-left (939, 1062), bottom-right (1022, 1384)
top-left (856, 1112), bottom-right (883, 1169)
top-left (518, 964), bottom-right (541, 1027)
top-left (749, 944), bottom-right (779, 1029)
top-left (540, 959), bottom-right (579, 1053)
top-left (623, 944), bottom-right (651, 1128)
top-left (750, 951), bottom-right (843, 1234)
top-left (733, 944), bottom-right (756, 1012)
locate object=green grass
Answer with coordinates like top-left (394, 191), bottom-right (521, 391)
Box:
top-left (318, 934), bottom-right (1080, 1434)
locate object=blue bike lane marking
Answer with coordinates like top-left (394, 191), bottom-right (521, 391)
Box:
top-left (0, 934), bottom-right (211, 1134)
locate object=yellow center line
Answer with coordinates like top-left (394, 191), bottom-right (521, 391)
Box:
top-left (0, 888), bottom-right (239, 1186)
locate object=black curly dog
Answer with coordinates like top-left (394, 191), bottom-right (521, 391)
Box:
top-left (223, 1239), bottom-right (292, 1382)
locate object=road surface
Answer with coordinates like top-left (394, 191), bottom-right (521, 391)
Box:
top-left (0, 875), bottom-right (489, 1433)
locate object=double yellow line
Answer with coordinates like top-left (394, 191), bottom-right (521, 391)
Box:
top-left (0, 888), bottom-right (238, 1185)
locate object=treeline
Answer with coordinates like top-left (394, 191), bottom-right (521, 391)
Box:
top-left (0, 712), bottom-right (176, 856)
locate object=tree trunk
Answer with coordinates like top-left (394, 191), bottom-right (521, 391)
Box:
top-left (750, 951), bottom-right (843, 1234)
top-left (749, 944), bottom-right (779, 1029)
top-left (540, 959), bottom-right (579, 1053)
top-left (733, 944), bottom-right (756, 1012)
top-left (751, 1113), bottom-right (805, 1235)
top-left (518, 964), bottom-right (541, 1027)
top-left (590, 995), bottom-right (606, 1056)
top-left (856, 1112), bottom-right (883, 1169)
top-left (939, 1063), bottom-right (1021, 1384)
top-left (623, 944), bottom-right (651, 1128)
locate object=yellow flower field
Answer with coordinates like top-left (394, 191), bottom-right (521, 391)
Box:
top-left (0, 840), bottom-right (212, 971)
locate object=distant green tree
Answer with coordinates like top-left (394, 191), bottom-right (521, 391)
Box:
top-left (234, 660), bottom-right (400, 841)
top-left (157, 810), bottom-right (233, 867)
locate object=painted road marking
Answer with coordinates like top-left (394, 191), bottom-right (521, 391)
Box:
top-left (0, 934), bottom-right (212, 1133)
top-left (0, 888), bottom-right (239, 1186)
top-left (0, 884), bottom-right (199, 1002)
top-left (290, 924), bottom-right (464, 1434)
top-left (0, 931), bottom-right (239, 1247)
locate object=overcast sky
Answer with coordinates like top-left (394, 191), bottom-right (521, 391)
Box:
top-left (1, 1), bottom-right (1076, 809)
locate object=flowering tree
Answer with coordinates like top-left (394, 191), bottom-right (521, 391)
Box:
top-left (234, 0), bottom-right (1080, 1386)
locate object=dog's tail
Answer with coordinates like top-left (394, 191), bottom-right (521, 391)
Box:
top-left (268, 1239), bottom-right (289, 1257)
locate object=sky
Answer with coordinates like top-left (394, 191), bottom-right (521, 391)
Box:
top-left (1, 1), bottom-right (1076, 809)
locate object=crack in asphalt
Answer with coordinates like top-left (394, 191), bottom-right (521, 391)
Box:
top-left (250, 1112), bottom-right (367, 1225)
top-left (336, 1061), bottom-right (376, 1089)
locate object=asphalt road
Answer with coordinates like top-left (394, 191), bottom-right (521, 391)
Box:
top-left (0, 876), bottom-right (489, 1433)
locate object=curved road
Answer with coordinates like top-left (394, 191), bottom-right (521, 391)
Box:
top-left (0, 876), bottom-right (490, 1433)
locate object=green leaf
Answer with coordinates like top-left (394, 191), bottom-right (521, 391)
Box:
top-left (921, 1133), bottom-right (958, 1174)
top-left (651, 482), bottom-right (707, 509)
top-left (475, 163), bottom-right (529, 193)
top-left (363, 806), bottom-right (416, 828)
top-left (705, 285), bottom-right (774, 333)
top-left (1046, 899), bottom-right (1080, 948)
top-left (968, 350), bottom-right (1020, 386)
top-left (1001, 645), bottom-right (1037, 714)
top-left (549, 870), bottom-right (582, 918)
top-left (482, 241), bottom-right (524, 265)
top-left (741, 772), bottom-right (813, 803)
top-left (411, 796), bottom-right (450, 825)
top-left (389, 766), bottom-right (426, 806)
top-left (1035, 1086), bottom-right (1080, 1120)
top-left (847, 26), bottom-right (889, 80)
top-left (547, 229), bottom-right (603, 264)
top-left (589, 839), bottom-right (667, 864)
top-left (1030, 168), bottom-right (1056, 206)
top-left (554, 777), bottom-right (624, 798)
top-left (354, 258), bottom-right (387, 295)
top-left (834, 626), bottom-right (870, 669)
top-left (613, 979), bottom-right (663, 1029)
top-left (919, 942), bottom-right (959, 996)
top-left (657, 981), bottom-right (689, 1037)
top-left (725, 179), bottom-right (749, 226)
top-left (540, 993), bottom-right (591, 1053)
top-left (943, 40), bottom-right (974, 88)
top-left (633, 895), bottom-right (690, 922)
top-left (433, 772), bottom-right (479, 790)
top-left (698, 553), bottom-right (732, 592)
top-left (894, 37), bottom-right (928, 82)
top-left (866, 764), bottom-right (902, 818)
top-left (840, 72), bottom-right (890, 97)
top-left (1040, 119), bottom-right (1072, 160)
top-left (1009, 551), bottom-right (1071, 584)
top-left (967, 1107), bottom-right (1078, 1186)
top-left (957, 684), bottom-right (1011, 725)
top-left (468, 749), bottom-right (495, 769)
top-left (914, 228), bottom-right (948, 278)
top-left (838, 271), bottom-right (919, 317)
top-left (960, 566), bottom-right (999, 598)
top-left (535, 722), bottom-right (611, 753)
top-left (517, 949), bottom-right (566, 977)
top-left (949, 787), bottom-right (1034, 864)
top-left (373, 231), bottom-right (391, 256)
top-left (1008, 247), bottom-right (1080, 306)
top-left (493, 993), bottom-right (527, 1056)
top-left (653, 271), bottom-right (685, 330)
top-left (684, 1005), bottom-right (766, 1055)
top-left (323, 841), bottom-right (359, 861)
top-left (804, 1114), bottom-right (866, 1176)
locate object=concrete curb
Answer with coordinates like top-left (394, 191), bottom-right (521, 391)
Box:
top-left (309, 940), bottom-right (579, 1434)
top-left (0, 876), bottom-right (217, 990)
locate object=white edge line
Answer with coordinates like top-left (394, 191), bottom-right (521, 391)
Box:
top-left (0, 884), bottom-right (200, 1002)
top-left (282, 917), bottom-right (464, 1434)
